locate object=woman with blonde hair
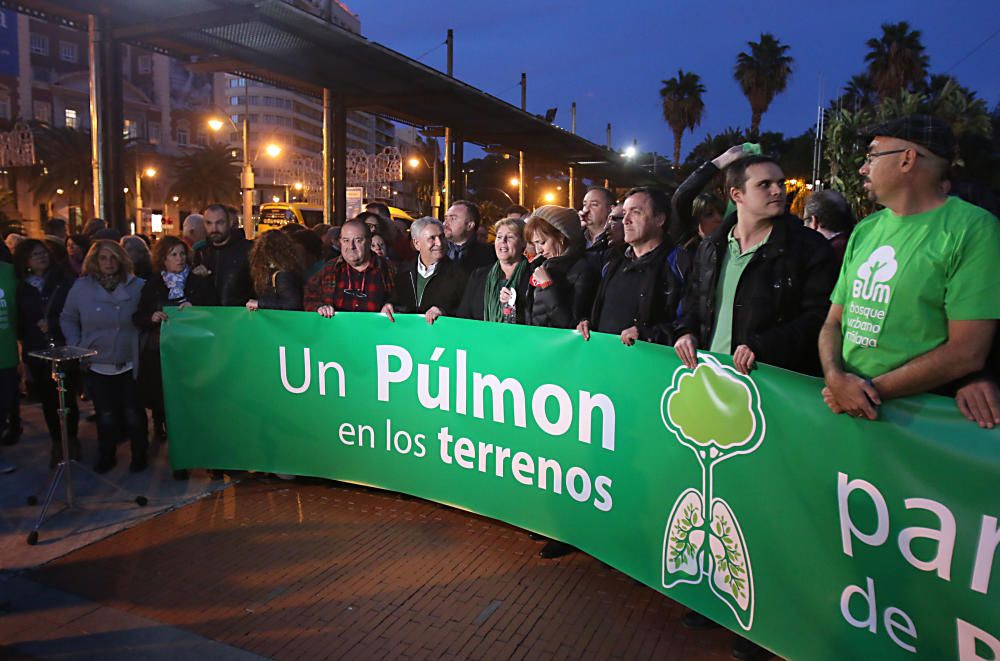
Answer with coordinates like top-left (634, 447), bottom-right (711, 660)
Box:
top-left (457, 217), bottom-right (531, 323)
top-left (523, 205), bottom-right (599, 329)
top-left (60, 240), bottom-right (148, 473)
top-left (246, 230), bottom-right (304, 311)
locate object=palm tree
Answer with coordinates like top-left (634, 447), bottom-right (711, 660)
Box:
top-left (733, 33), bottom-right (793, 138)
top-left (31, 123), bottom-right (94, 219)
top-left (167, 142), bottom-right (240, 211)
top-left (841, 74), bottom-right (876, 112)
top-left (865, 21), bottom-right (929, 99)
top-left (660, 70), bottom-right (706, 167)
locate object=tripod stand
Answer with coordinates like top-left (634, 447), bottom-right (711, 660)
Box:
top-left (25, 345), bottom-right (147, 545)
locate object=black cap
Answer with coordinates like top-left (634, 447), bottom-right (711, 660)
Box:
top-left (860, 114), bottom-right (955, 159)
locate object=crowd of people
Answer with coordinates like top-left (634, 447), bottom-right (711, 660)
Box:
top-left (0, 113), bottom-right (996, 657)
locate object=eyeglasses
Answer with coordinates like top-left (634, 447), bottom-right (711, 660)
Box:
top-left (863, 148), bottom-right (923, 166)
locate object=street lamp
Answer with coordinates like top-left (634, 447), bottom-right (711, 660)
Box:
top-left (543, 191), bottom-right (555, 203)
top-left (509, 176), bottom-right (519, 188)
top-left (408, 143), bottom-right (441, 219)
top-left (208, 113), bottom-right (255, 238)
top-left (135, 166), bottom-right (156, 234)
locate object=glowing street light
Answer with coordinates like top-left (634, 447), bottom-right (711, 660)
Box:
top-left (135, 166), bottom-right (157, 234)
top-left (623, 145), bottom-right (637, 159)
top-left (543, 191), bottom-right (555, 203)
top-left (293, 181), bottom-right (303, 191)
top-left (55, 188), bottom-right (64, 195)
top-left (509, 177), bottom-right (519, 188)
top-left (207, 117), bottom-right (225, 132)
top-left (265, 143), bottom-right (282, 159)
top-left (408, 157), bottom-right (420, 169)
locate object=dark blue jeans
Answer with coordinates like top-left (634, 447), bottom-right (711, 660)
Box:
top-left (84, 370), bottom-right (148, 464)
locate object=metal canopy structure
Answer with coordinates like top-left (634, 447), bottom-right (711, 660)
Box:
top-left (17, 0), bottom-right (624, 165)
top-left (10, 0), bottom-right (670, 229)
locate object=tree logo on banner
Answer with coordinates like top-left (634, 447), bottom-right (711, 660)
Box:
top-left (659, 354), bottom-right (765, 630)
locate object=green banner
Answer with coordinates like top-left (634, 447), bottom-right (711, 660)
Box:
top-left (162, 308), bottom-right (1000, 660)
top-left (0, 261), bottom-right (18, 369)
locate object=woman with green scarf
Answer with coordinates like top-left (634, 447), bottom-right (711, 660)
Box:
top-left (456, 218), bottom-right (530, 323)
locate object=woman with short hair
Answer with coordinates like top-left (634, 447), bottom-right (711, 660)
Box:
top-left (134, 236), bottom-right (217, 456)
top-left (60, 240), bottom-right (148, 473)
top-left (457, 217), bottom-right (531, 324)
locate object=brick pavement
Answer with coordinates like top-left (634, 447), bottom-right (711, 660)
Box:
top-left (26, 477), bottom-right (756, 660)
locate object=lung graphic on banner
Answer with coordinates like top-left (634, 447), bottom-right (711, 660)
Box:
top-left (661, 354), bottom-right (764, 630)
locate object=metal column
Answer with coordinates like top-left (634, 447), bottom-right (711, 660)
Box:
top-left (88, 15), bottom-right (125, 230)
top-left (453, 136), bottom-right (464, 200)
top-left (443, 29), bottom-right (454, 213)
top-left (322, 88), bottom-right (333, 224)
top-left (518, 72), bottom-right (526, 206)
top-left (568, 101), bottom-right (576, 208)
top-left (333, 99), bottom-right (347, 226)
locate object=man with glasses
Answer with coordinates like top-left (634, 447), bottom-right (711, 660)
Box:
top-left (304, 219), bottom-right (394, 316)
top-left (820, 115), bottom-right (1000, 423)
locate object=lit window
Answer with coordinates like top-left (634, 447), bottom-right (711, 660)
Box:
top-left (64, 108), bottom-right (78, 129)
top-left (30, 33), bottom-right (48, 55)
top-left (59, 41), bottom-right (78, 63)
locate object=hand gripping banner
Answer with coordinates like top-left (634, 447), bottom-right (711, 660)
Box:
top-left (162, 308), bottom-right (1000, 660)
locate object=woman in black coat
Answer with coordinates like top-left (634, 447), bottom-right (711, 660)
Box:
top-left (245, 230), bottom-right (304, 311)
top-left (523, 205), bottom-right (599, 330)
top-left (456, 217), bottom-right (531, 324)
top-left (134, 235), bottom-right (217, 452)
top-left (14, 240), bottom-right (78, 467)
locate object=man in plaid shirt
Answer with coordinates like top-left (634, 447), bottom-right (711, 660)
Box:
top-left (304, 220), bottom-right (394, 316)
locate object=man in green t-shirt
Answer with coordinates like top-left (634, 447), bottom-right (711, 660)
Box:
top-left (820, 115), bottom-right (1000, 424)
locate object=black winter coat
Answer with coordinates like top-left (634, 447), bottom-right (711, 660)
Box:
top-left (451, 238), bottom-right (497, 275)
top-left (589, 241), bottom-right (682, 345)
top-left (16, 269), bottom-right (76, 353)
top-left (524, 250), bottom-right (599, 329)
top-left (134, 273), bottom-right (218, 407)
top-left (456, 261), bottom-right (532, 323)
top-left (255, 271), bottom-right (303, 311)
top-left (193, 228), bottom-right (253, 306)
top-left (670, 160), bottom-right (720, 244)
top-left (390, 258), bottom-right (468, 314)
top-left (676, 213), bottom-right (837, 376)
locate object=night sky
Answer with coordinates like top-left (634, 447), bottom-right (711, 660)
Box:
top-left (349, 0), bottom-right (999, 160)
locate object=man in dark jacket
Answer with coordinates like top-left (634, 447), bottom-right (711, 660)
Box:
top-left (674, 155), bottom-right (837, 376)
top-left (192, 204), bottom-right (253, 306)
top-left (444, 200), bottom-right (495, 275)
top-left (803, 189), bottom-right (855, 267)
top-left (383, 217), bottom-right (468, 324)
top-left (578, 187), bottom-right (681, 346)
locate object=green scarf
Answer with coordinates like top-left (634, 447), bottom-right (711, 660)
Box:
top-left (484, 259), bottom-right (526, 323)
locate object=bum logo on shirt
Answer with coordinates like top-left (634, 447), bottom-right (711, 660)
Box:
top-left (845, 245), bottom-right (897, 348)
top-left (852, 245), bottom-right (896, 303)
